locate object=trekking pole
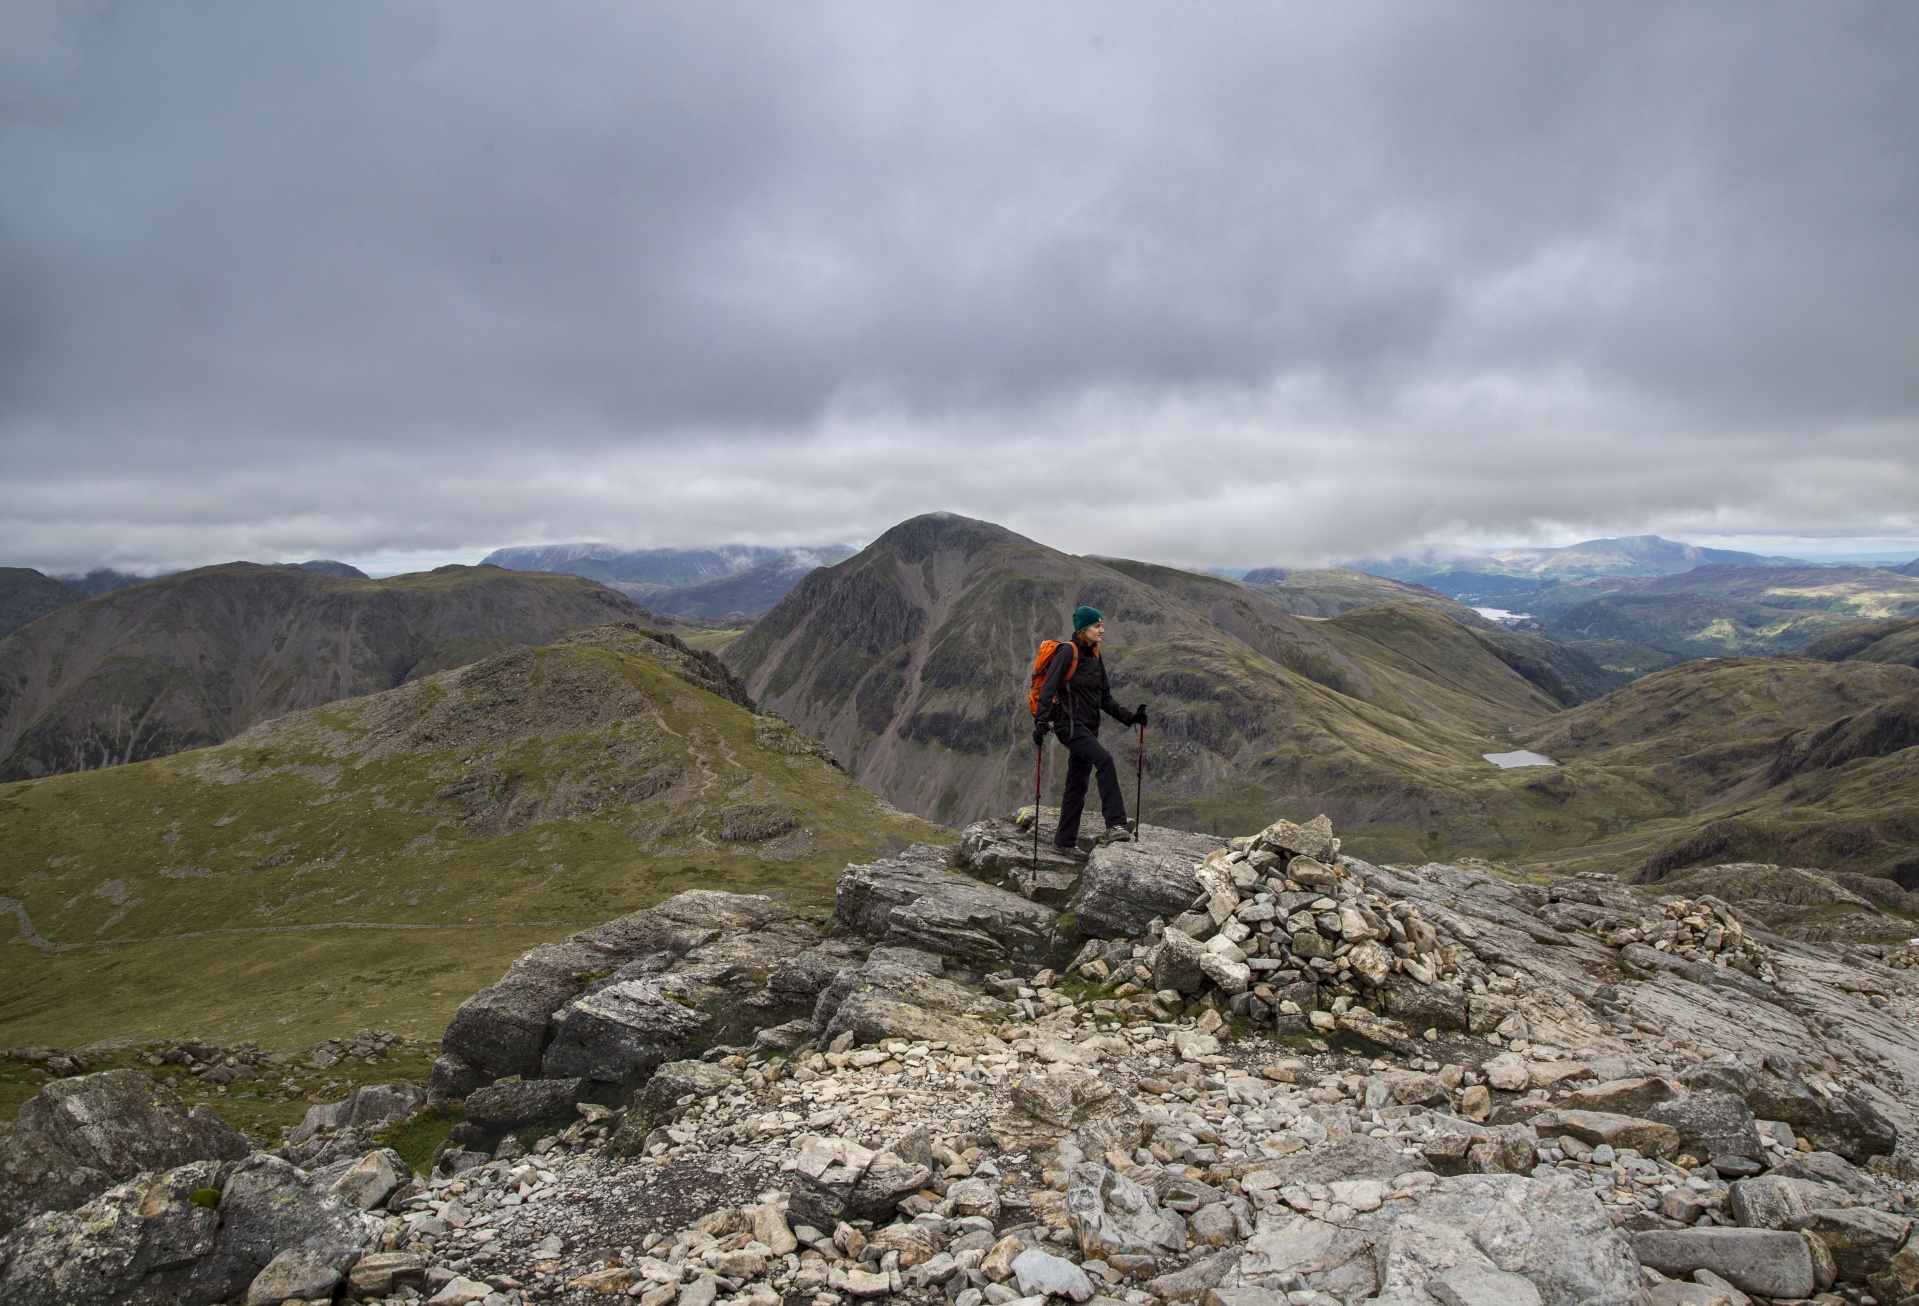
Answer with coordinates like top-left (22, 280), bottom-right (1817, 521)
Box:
top-left (1133, 710), bottom-right (1146, 838)
top-left (1032, 739), bottom-right (1044, 871)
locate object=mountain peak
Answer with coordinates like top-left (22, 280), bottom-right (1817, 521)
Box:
top-left (868, 512), bottom-right (1033, 563)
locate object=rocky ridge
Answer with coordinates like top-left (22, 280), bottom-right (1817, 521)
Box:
top-left (11, 813), bottom-right (1919, 1304)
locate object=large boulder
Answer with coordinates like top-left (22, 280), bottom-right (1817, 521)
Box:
top-left (0, 1122), bottom-right (110, 1236)
top-left (1630, 1227), bottom-right (1815, 1299)
top-left (1555, 1078), bottom-right (1677, 1118)
top-left (15, 1069), bottom-right (249, 1182)
top-left (327, 1149), bottom-right (411, 1211)
top-left (0, 1159), bottom-right (245, 1306)
top-left (1067, 830), bottom-right (1228, 939)
top-left (836, 847), bottom-right (1062, 965)
top-left (1727, 1174), bottom-right (1852, 1229)
top-left (1528, 1109), bottom-right (1680, 1161)
top-left (290, 1083), bottom-right (426, 1143)
top-left (214, 1153), bottom-right (371, 1277)
top-left (1151, 928), bottom-right (1208, 995)
top-left (540, 971), bottom-right (714, 1083)
top-left (1785, 1207), bottom-right (1912, 1282)
top-left (1646, 1093), bottom-right (1764, 1164)
top-left (1064, 1163), bottom-right (1187, 1259)
top-left (441, 939), bottom-right (621, 1079)
top-left (443, 889), bottom-right (800, 1079)
top-left (787, 1136), bottom-right (931, 1228)
top-left (1238, 1173), bottom-right (1641, 1305)
top-left (1374, 975), bottom-right (1469, 1032)
top-left (814, 952), bottom-right (1007, 1052)
top-left (1008, 1071), bottom-right (1144, 1158)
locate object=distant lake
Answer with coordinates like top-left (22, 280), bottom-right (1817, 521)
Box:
top-left (1473, 607), bottom-right (1523, 623)
top-left (1484, 749), bottom-right (1556, 768)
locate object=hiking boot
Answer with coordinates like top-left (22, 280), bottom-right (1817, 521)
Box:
top-left (1051, 841), bottom-right (1090, 862)
top-left (1099, 825), bottom-right (1134, 845)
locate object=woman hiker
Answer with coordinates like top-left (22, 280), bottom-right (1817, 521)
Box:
top-left (1031, 605), bottom-right (1148, 854)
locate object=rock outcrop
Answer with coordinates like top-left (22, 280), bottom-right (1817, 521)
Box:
top-left (104, 804), bottom-right (1912, 1306)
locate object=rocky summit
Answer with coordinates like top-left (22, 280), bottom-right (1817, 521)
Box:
top-left (10, 811), bottom-right (1919, 1306)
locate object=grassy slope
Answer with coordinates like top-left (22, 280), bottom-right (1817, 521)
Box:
top-left (1803, 617), bottom-right (1919, 669)
top-left (1512, 657), bottom-right (1919, 881)
top-left (0, 632), bottom-right (942, 1052)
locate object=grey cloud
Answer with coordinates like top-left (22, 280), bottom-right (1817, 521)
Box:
top-left (1, 2), bottom-right (1916, 572)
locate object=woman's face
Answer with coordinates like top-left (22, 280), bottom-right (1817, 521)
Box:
top-left (1083, 620), bottom-right (1105, 647)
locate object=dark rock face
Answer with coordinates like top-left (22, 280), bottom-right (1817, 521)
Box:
top-left (442, 940), bottom-right (616, 1080)
top-left (1718, 1054), bottom-right (1901, 1163)
top-left (15, 1068), bottom-right (249, 1182)
top-left (0, 1160), bottom-right (241, 1306)
top-left (835, 846), bottom-right (1061, 965)
top-left (443, 889), bottom-right (812, 1082)
top-left (463, 1078), bottom-right (591, 1131)
top-left (1068, 831), bottom-right (1228, 939)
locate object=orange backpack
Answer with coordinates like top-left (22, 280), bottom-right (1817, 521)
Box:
top-left (1028, 639), bottom-right (1079, 717)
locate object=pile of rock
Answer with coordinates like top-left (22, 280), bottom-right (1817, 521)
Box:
top-left (304, 1029), bottom-right (409, 1070)
top-left (1068, 816), bottom-right (1463, 1053)
top-left (1603, 896), bottom-right (1778, 984)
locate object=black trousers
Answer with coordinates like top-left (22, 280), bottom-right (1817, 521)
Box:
top-left (1054, 729), bottom-right (1127, 846)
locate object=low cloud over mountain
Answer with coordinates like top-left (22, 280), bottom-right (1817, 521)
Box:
top-left (2, 5), bottom-right (1916, 571)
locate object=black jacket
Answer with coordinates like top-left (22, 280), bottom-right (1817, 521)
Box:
top-left (1036, 636), bottom-right (1137, 738)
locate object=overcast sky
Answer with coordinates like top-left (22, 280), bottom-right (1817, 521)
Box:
top-left (3, 2), bottom-right (1916, 575)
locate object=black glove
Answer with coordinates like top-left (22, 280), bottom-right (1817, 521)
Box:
top-left (1134, 705), bottom-right (1149, 729)
top-left (1032, 722), bottom-right (1049, 747)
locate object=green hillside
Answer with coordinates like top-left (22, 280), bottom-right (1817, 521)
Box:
top-left (1512, 656), bottom-right (1919, 883)
top-left (0, 561), bottom-right (663, 782)
top-left (0, 625), bottom-right (942, 1052)
top-left (1803, 616), bottom-right (1919, 669)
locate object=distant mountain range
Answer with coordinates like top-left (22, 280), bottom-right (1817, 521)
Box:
top-left (479, 542), bottom-right (789, 587)
top-left (481, 542), bottom-right (856, 619)
top-left (0, 562), bottom-right (655, 781)
top-left (1513, 564), bottom-right (1919, 660)
top-left (0, 561), bottom-right (369, 638)
top-left (1350, 534), bottom-right (1809, 599)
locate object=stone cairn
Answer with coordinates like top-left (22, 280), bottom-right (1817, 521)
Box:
top-left (1603, 896), bottom-right (1779, 984)
top-left (1071, 816), bottom-right (1461, 1046)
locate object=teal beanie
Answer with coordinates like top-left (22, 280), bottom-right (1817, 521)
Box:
top-left (1073, 605), bottom-right (1103, 632)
